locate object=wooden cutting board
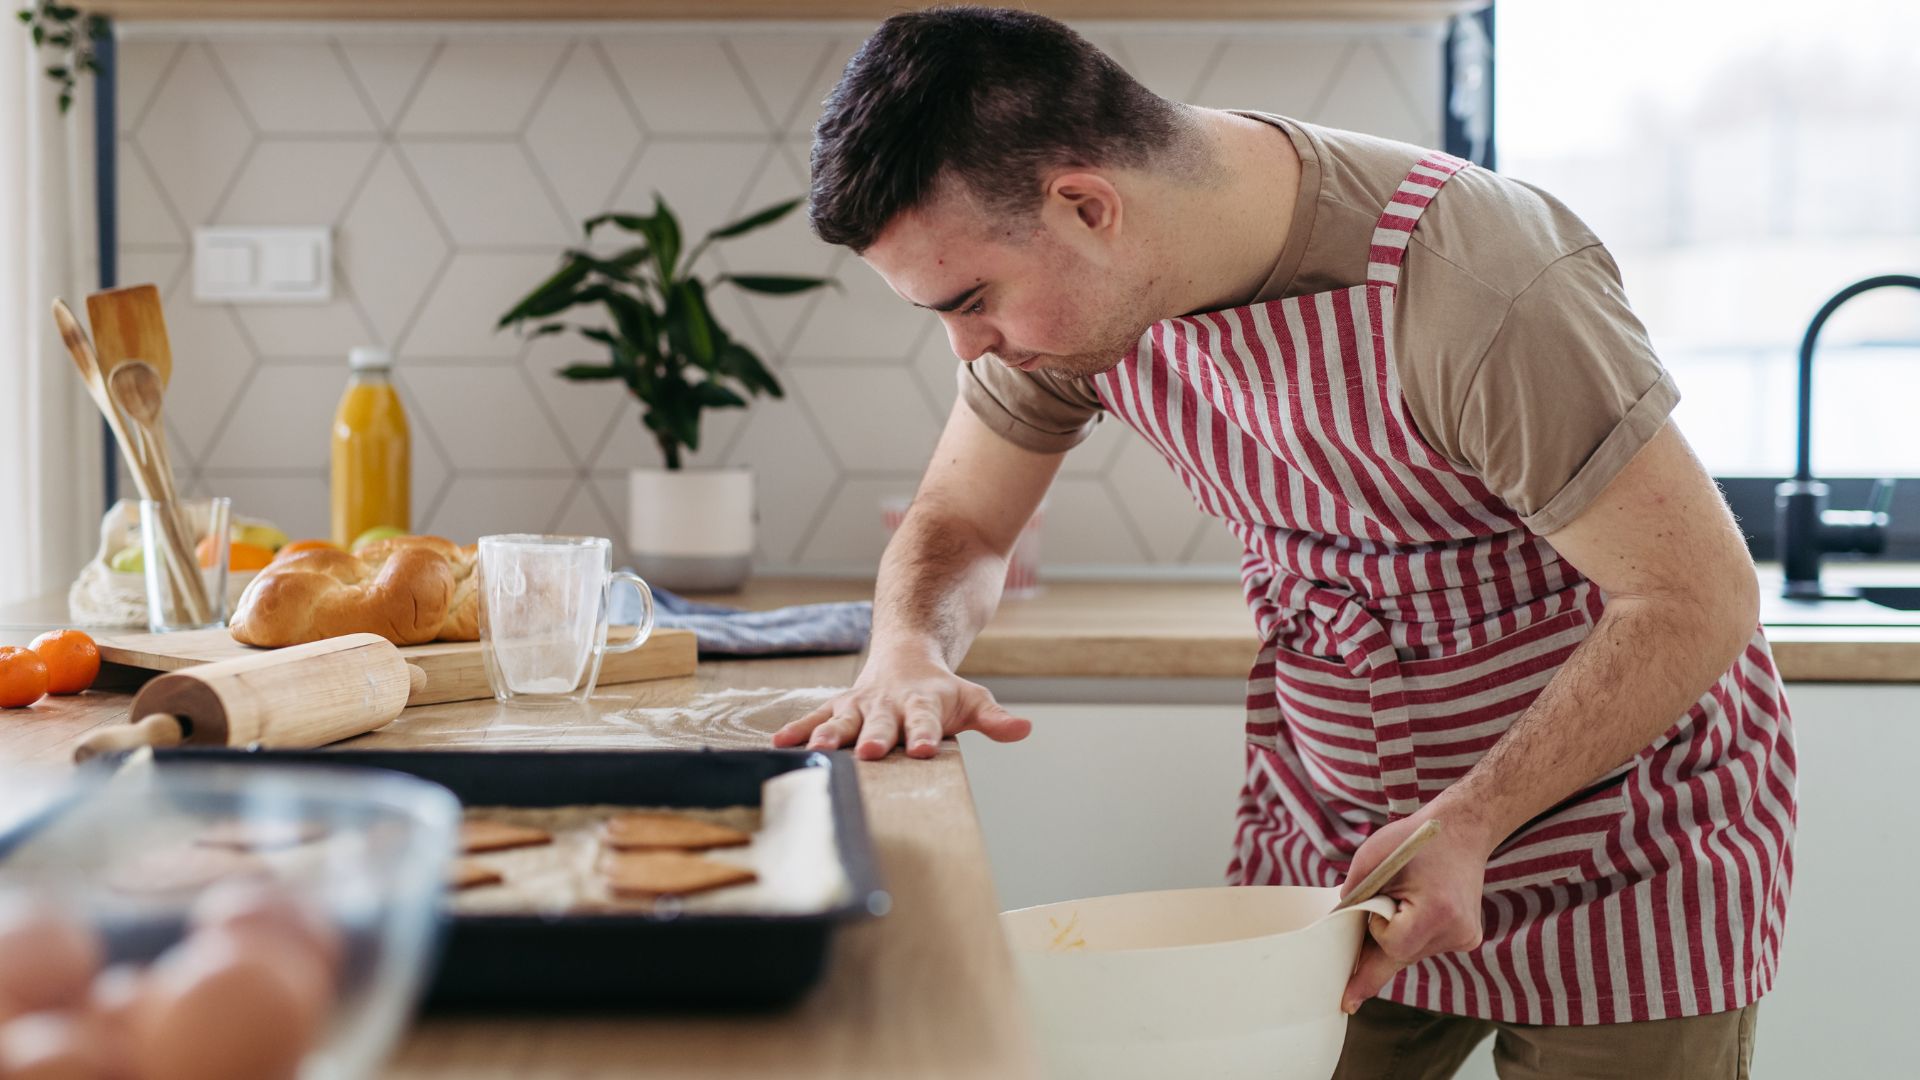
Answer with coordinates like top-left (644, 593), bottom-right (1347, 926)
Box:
top-left (93, 626), bottom-right (699, 706)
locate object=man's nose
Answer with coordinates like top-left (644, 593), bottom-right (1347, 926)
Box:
top-left (944, 319), bottom-right (998, 364)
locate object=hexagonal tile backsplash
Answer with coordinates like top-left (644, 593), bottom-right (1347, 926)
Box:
top-left (118, 23), bottom-right (1443, 575)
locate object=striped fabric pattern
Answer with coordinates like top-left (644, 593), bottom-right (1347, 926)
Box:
top-left (1089, 151), bottom-right (1796, 1025)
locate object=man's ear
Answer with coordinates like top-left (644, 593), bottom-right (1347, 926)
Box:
top-left (1043, 170), bottom-right (1123, 239)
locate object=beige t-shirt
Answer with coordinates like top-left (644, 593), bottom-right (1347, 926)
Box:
top-left (959, 114), bottom-right (1678, 535)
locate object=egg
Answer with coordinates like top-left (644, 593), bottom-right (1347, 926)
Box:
top-left (188, 880), bottom-right (344, 986)
top-left (84, 965), bottom-right (146, 1080)
top-left (0, 1010), bottom-right (111, 1080)
top-left (0, 901), bottom-right (102, 1014)
top-left (132, 931), bottom-right (326, 1080)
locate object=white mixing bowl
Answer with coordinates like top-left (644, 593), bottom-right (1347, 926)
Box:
top-left (1002, 885), bottom-right (1396, 1080)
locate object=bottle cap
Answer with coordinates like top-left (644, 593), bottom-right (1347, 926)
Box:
top-left (349, 346), bottom-right (392, 370)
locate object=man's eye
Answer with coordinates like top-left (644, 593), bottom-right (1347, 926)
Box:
top-left (963, 298), bottom-right (986, 316)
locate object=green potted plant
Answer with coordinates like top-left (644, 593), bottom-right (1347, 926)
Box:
top-left (499, 195), bottom-right (830, 591)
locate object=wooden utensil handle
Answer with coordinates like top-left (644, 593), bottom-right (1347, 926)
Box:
top-left (72, 713), bottom-right (187, 764)
top-left (1331, 820), bottom-right (1442, 913)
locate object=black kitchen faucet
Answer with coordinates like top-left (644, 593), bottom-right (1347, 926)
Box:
top-left (1774, 273), bottom-right (1918, 600)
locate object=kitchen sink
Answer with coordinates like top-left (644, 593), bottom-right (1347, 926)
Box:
top-left (1760, 586), bottom-right (1920, 627)
top-left (1857, 586), bottom-right (1920, 612)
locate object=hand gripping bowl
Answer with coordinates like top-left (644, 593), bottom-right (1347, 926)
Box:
top-left (1001, 885), bottom-right (1397, 1080)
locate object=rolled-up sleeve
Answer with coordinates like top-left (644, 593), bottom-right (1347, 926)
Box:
top-left (956, 359), bottom-right (1103, 454)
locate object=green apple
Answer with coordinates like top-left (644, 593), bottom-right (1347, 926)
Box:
top-left (350, 525), bottom-right (408, 553)
top-left (108, 544), bottom-right (144, 573)
top-left (235, 524), bottom-right (290, 552)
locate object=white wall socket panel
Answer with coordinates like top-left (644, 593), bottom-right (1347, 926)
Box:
top-left (193, 226), bottom-right (332, 303)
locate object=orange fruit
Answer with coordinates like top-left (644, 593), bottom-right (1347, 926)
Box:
top-left (195, 537), bottom-right (276, 571)
top-left (227, 543), bottom-right (275, 571)
top-left (28, 629), bottom-right (100, 696)
top-left (0, 646), bottom-right (49, 709)
top-left (276, 540), bottom-right (337, 558)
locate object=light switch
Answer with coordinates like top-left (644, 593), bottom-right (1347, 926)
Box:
top-left (193, 226), bottom-right (331, 303)
top-left (262, 238), bottom-right (318, 289)
top-left (202, 240), bottom-right (253, 288)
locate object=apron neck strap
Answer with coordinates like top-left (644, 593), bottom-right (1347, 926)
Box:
top-left (1365, 152), bottom-right (1474, 291)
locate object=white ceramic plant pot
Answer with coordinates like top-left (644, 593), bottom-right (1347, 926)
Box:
top-left (627, 466), bottom-right (755, 592)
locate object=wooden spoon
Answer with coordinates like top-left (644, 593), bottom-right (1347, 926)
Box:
top-left (52, 299), bottom-right (141, 470)
top-left (109, 360), bottom-right (211, 624)
top-left (1330, 820), bottom-right (1442, 915)
top-left (54, 301), bottom-right (206, 623)
top-left (87, 284), bottom-right (172, 388)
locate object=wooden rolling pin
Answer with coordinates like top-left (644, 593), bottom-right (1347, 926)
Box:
top-left (74, 633), bottom-right (427, 763)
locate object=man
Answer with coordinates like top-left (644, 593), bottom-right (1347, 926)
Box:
top-left (773, 8), bottom-right (1792, 1077)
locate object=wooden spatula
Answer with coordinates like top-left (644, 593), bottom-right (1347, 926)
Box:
top-left (87, 284), bottom-right (172, 388)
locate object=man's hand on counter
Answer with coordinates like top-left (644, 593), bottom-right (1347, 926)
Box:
top-left (771, 650), bottom-right (1034, 760)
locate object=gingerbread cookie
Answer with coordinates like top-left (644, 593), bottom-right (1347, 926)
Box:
top-left (601, 851), bottom-right (756, 899)
top-left (600, 812), bottom-right (751, 852)
top-left (460, 820), bottom-right (553, 854)
top-left (448, 859), bottom-right (504, 891)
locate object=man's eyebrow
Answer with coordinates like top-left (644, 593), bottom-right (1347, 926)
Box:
top-left (911, 283), bottom-right (985, 313)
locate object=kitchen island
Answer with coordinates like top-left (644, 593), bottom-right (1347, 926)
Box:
top-left (0, 597), bottom-right (1042, 1079)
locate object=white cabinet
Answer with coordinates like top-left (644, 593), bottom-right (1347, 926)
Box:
top-left (964, 681), bottom-right (1920, 1078)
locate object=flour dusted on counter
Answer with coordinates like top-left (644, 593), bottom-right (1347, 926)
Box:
top-left (380, 686), bottom-right (843, 751)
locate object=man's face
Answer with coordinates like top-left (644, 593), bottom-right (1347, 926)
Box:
top-left (860, 186), bottom-right (1152, 381)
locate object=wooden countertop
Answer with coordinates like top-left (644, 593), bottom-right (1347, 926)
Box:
top-left (0, 652), bottom-right (1043, 1079)
top-left (682, 572), bottom-right (1920, 684)
top-left (7, 566), bottom-right (1920, 682)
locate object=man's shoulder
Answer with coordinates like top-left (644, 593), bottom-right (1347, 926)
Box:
top-left (1293, 118), bottom-right (1605, 304)
top-left (1409, 167), bottom-right (1605, 305)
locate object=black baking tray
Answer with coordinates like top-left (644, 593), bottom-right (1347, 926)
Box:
top-left (141, 747), bottom-right (889, 1011)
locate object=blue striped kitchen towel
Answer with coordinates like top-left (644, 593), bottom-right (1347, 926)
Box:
top-left (610, 579), bottom-right (873, 657)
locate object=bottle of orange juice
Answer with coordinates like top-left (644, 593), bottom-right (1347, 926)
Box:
top-left (330, 346), bottom-right (410, 548)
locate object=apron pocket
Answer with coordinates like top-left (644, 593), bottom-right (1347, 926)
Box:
top-left (1396, 607), bottom-right (1590, 790)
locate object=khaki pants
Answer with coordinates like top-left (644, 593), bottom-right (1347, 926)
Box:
top-left (1331, 998), bottom-right (1759, 1080)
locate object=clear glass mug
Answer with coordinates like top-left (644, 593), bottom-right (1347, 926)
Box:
top-left (475, 534), bottom-right (656, 707)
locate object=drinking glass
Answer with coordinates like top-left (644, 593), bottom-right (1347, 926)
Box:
top-left (139, 496), bottom-right (230, 633)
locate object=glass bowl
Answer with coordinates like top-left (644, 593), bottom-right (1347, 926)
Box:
top-left (0, 758), bottom-right (459, 1079)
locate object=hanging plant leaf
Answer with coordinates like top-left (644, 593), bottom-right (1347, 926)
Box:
top-left (20, 1), bottom-right (99, 113)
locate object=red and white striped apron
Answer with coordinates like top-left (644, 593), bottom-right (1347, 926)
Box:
top-left (1089, 151), bottom-right (1796, 1025)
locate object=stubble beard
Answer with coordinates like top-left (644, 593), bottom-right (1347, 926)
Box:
top-left (989, 289), bottom-right (1157, 381)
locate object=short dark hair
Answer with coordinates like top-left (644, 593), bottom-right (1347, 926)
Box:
top-left (808, 5), bottom-right (1189, 252)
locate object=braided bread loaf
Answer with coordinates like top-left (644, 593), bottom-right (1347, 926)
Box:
top-left (229, 535), bottom-right (480, 647)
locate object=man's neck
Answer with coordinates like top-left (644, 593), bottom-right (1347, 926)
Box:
top-left (1149, 109), bottom-right (1302, 318)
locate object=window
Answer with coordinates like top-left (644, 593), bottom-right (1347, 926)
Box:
top-left (1494, 1), bottom-right (1920, 552)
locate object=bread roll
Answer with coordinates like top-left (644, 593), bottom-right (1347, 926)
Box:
top-left (228, 536), bottom-right (479, 647)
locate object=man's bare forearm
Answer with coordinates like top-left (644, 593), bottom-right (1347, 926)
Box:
top-left (1433, 592), bottom-right (1760, 854)
top-left (868, 506), bottom-right (1009, 671)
